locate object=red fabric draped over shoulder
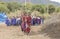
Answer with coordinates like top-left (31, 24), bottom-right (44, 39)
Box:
top-left (26, 16), bottom-right (32, 26)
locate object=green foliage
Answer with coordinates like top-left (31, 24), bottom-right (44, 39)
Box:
top-left (0, 3), bottom-right (9, 13)
top-left (0, 2), bottom-right (59, 15)
top-left (31, 4), bottom-right (45, 14)
top-left (7, 2), bottom-right (21, 12)
top-left (25, 3), bottom-right (32, 10)
top-left (48, 5), bottom-right (55, 14)
top-left (56, 7), bottom-right (60, 13)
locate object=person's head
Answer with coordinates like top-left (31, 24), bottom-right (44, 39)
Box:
top-left (21, 11), bottom-right (26, 16)
top-left (12, 16), bottom-right (16, 19)
top-left (27, 13), bottom-right (31, 16)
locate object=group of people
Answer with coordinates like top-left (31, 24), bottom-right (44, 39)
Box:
top-left (5, 13), bottom-right (44, 34)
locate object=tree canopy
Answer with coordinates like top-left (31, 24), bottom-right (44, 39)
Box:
top-left (0, 2), bottom-right (59, 15)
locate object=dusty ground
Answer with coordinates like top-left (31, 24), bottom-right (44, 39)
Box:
top-left (0, 23), bottom-right (51, 39)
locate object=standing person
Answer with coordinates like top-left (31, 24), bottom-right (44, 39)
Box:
top-left (21, 12), bottom-right (26, 32)
top-left (25, 13), bottom-right (32, 34)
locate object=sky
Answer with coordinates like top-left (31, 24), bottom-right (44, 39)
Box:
top-left (50, 0), bottom-right (60, 3)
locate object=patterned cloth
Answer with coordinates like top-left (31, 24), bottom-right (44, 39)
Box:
top-left (26, 16), bottom-right (32, 26)
top-left (21, 15), bottom-right (26, 31)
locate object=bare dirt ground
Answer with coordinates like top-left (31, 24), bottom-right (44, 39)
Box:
top-left (0, 23), bottom-right (51, 39)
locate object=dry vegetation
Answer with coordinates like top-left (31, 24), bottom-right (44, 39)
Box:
top-left (0, 23), bottom-right (50, 39)
top-left (40, 13), bottom-right (60, 39)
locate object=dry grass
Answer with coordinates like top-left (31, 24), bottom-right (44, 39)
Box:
top-left (0, 23), bottom-right (50, 39)
top-left (41, 14), bottom-right (60, 39)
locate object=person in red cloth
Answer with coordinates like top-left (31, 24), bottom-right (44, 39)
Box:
top-left (21, 12), bottom-right (31, 34)
top-left (26, 13), bottom-right (32, 26)
top-left (25, 13), bottom-right (32, 34)
top-left (21, 12), bottom-right (26, 32)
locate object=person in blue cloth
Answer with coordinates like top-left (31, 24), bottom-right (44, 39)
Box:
top-left (5, 17), bottom-right (11, 26)
top-left (36, 16), bottom-right (41, 25)
top-left (11, 16), bottom-right (16, 26)
top-left (16, 16), bottom-right (22, 26)
top-left (31, 16), bottom-right (36, 25)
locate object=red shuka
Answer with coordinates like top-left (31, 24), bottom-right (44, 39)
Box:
top-left (26, 16), bottom-right (32, 26)
top-left (21, 15), bottom-right (31, 33)
top-left (21, 15), bottom-right (26, 31)
top-left (25, 27), bottom-right (30, 33)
